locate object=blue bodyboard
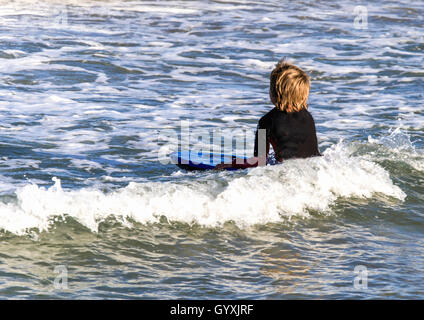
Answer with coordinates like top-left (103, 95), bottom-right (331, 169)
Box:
top-left (170, 151), bottom-right (248, 171)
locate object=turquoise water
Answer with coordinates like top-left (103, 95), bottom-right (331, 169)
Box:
top-left (0, 0), bottom-right (423, 299)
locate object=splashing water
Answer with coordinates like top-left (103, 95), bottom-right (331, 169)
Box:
top-left (0, 142), bottom-right (406, 235)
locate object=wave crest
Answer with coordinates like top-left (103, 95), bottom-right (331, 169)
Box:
top-left (0, 143), bottom-right (406, 235)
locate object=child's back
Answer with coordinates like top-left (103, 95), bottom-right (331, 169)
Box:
top-left (254, 107), bottom-right (320, 163)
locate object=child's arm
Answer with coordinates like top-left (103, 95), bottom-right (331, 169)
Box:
top-left (215, 122), bottom-right (269, 170)
top-left (252, 120), bottom-right (270, 165)
top-left (215, 157), bottom-right (259, 170)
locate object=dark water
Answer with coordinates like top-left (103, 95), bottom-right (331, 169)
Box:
top-left (0, 0), bottom-right (423, 299)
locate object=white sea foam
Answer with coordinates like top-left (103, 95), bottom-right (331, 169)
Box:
top-left (0, 143), bottom-right (406, 235)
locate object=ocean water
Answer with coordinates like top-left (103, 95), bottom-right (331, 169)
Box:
top-left (0, 0), bottom-right (423, 299)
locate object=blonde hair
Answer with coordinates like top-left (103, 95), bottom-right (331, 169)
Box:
top-left (270, 58), bottom-right (310, 113)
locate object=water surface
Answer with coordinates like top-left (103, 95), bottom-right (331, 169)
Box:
top-left (0, 0), bottom-right (423, 299)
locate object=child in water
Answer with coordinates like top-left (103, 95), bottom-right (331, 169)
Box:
top-left (216, 58), bottom-right (320, 169)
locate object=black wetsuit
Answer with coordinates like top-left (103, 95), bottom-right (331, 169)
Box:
top-left (232, 107), bottom-right (320, 168)
top-left (254, 107), bottom-right (320, 162)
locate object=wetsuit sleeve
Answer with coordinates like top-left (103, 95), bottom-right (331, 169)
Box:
top-left (253, 124), bottom-right (260, 157)
top-left (229, 118), bottom-right (270, 169)
top-left (253, 118), bottom-right (270, 158)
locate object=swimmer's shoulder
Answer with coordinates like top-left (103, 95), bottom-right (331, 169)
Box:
top-left (258, 107), bottom-right (278, 127)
